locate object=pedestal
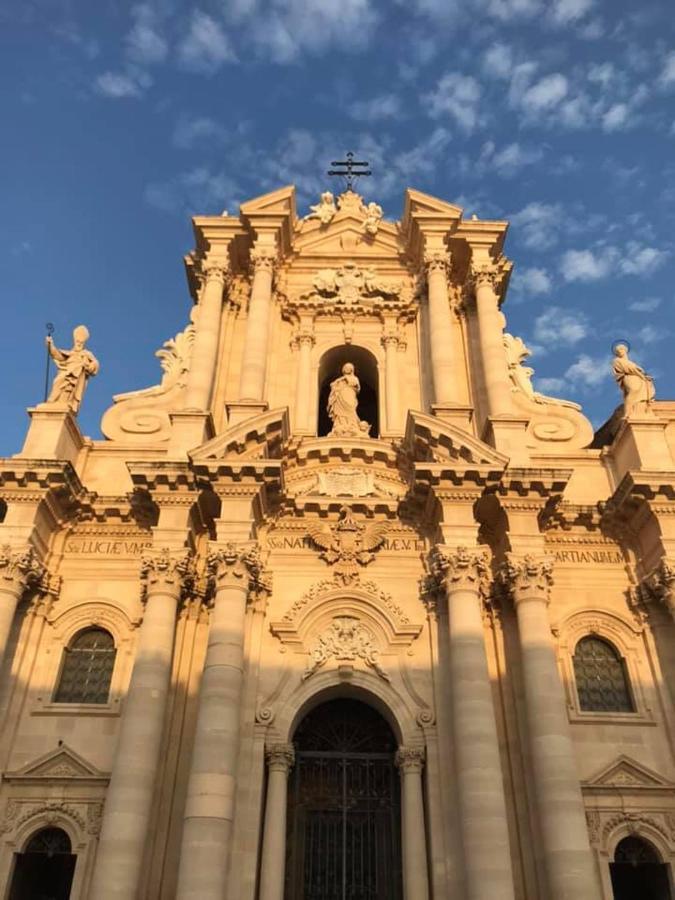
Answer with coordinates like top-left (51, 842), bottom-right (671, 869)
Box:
top-left (19, 406), bottom-right (84, 465)
top-left (226, 400), bottom-right (269, 426)
top-left (168, 411), bottom-right (214, 456)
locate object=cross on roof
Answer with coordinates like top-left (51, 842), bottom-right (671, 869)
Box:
top-left (327, 152), bottom-right (371, 191)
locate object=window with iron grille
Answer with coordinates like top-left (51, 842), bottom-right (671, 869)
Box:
top-left (573, 636), bottom-right (634, 713)
top-left (53, 627), bottom-right (116, 704)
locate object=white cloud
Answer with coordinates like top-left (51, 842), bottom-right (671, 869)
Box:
top-left (513, 266), bottom-right (552, 297)
top-left (620, 243), bottom-right (669, 275)
top-left (126, 5), bottom-right (167, 65)
top-left (490, 142), bottom-right (543, 176)
top-left (660, 51), bottom-right (675, 87)
top-left (172, 116), bottom-right (229, 149)
top-left (636, 324), bottom-right (668, 344)
top-left (564, 353), bottom-right (609, 387)
top-left (561, 247), bottom-right (616, 281)
top-left (534, 306), bottom-right (588, 345)
top-left (602, 103), bottom-right (629, 131)
top-left (426, 72), bottom-right (481, 132)
top-left (535, 376), bottom-right (566, 393)
top-left (145, 166), bottom-right (243, 214)
top-left (482, 42), bottom-right (514, 79)
top-left (510, 201), bottom-right (564, 250)
top-left (485, 0), bottom-right (541, 21)
top-left (628, 297), bottom-right (661, 312)
top-left (520, 73), bottom-right (568, 114)
top-left (349, 94), bottom-right (403, 121)
top-left (587, 62), bottom-right (614, 86)
top-left (551, 0), bottom-right (594, 25)
top-left (95, 70), bottom-right (147, 99)
top-left (178, 11), bottom-right (237, 73)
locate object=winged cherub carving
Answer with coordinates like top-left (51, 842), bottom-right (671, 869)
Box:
top-left (307, 506), bottom-right (388, 584)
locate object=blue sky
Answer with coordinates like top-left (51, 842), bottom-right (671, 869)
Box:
top-left (1, 0), bottom-right (674, 453)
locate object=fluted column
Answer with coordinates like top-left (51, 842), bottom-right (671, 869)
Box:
top-left (503, 554), bottom-right (601, 900)
top-left (395, 746), bottom-right (429, 900)
top-left (470, 264), bottom-right (513, 417)
top-left (643, 558), bottom-right (675, 621)
top-left (382, 333), bottom-right (401, 432)
top-left (239, 245), bottom-right (276, 401)
top-left (293, 330), bottom-right (315, 432)
top-left (90, 548), bottom-right (192, 900)
top-left (184, 261), bottom-right (228, 411)
top-left (424, 250), bottom-right (455, 404)
top-left (0, 545), bottom-right (43, 676)
top-left (259, 743), bottom-right (295, 900)
top-left (431, 546), bottom-right (515, 900)
top-left (176, 542), bottom-right (268, 900)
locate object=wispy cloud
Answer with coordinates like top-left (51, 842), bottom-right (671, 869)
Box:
top-left (349, 94), bottom-right (403, 122)
top-left (660, 51), bottom-right (675, 87)
top-left (550, 0), bottom-right (594, 25)
top-left (561, 243), bottom-right (668, 281)
top-left (126, 4), bottom-right (167, 65)
top-left (511, 266), bottom-right (552, 299)
top-left (510, 201), bottom-right (565, 249)
top-left (95, 70), bottom-right (149, 99)
top-left (426, 72), bottom-right (482, 132)
top-left (178, 11), bottom-right (237, 74)
top-left (628, 297), bottom-right (661, 313)
top-left (534, 306), bottom-right (588, 346)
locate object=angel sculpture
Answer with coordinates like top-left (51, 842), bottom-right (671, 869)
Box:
top-left (362, 201), bottom-right (383, 236)
top-left (307, 506), bottom-right (388, 584)
top-left (307, 191), bottom-right (338, 226)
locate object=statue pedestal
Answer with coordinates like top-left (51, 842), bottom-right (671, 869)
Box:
top-left (18, 405), bottom-right (84, 465)
top-left (168, 411), bottom-right (214, 456)
top-left (226, 400), bottom-right (269, 426)
top-left (483, 415), bottom-right (531, 466)
top-left (612, 416), bottom-right (672, 475)
top-left (431, 403), bottom-right (473, 431)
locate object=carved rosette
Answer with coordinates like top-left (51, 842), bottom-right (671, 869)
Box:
top-left (208, 542), bottom-right (271, 597)
top-left (395, 746), bottom-right (425, 774)
top-left (499, 554), bottom-right (554, 605)
top-left (0, 545), bottom-right (45, 596)
top-left (265, 742), bottom-right (295, 774)
top-left (428, 545), bottom-right (490, 598)
top-left (641, 558), bottom-right (675, 620)
top-left (140, 547), bottom-right (194, 600)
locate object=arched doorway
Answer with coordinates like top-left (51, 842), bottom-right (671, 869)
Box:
top-left (610, 835), bottom-right (672, 900)
top-left (285, 698), bottom-right (403, 899)
top-left (317, 346), bottom-right (379, 438)
top-left (8, 826), bottom-right (76, 899)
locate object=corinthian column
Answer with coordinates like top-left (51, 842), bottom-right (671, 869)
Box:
top-left (293, 329), bottom-right (315, 432)
top-left (502, 555), bottom-right (601, 900)
top-left (185, 261), bottom-right (229, 411)
top-left (0, 545), bottom-right (44, 675)
top-left (176, 542), bottom-right (269, 900)
top-left (424, 250), bottom-right (455, 404)
top-left (259, 743), bottom-right (295, 900)
top-left (239, 245), bottom-right (276, 402)
top-left (470, 264), bottom-right (513, 417)
top-left (395, 747), bottom-right (429, 900)
top-left (381, 332), bottom-right (401, 432)
top-left (431, 546), bottom-right (515, 900)
top-left (90, 548), bottom-right (192, 900)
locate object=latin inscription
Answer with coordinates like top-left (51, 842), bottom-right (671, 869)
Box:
top-left (265, 535), bottom-right (425, 552)
top-left (552, 548), bottom-right (623, 565)
top-left (65, 539), bottom-right (153, 556)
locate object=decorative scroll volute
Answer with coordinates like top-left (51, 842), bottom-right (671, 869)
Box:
top-left (0, 545), bottom-right (45, 595)
top-left (395, 746), bottom-right (425, 774)
top-left (428, 545), bottom-right (490, 597)
top-left (207, 542), bottom-right (271, 595)
top-left (140, 547), bottom-right (194, 599)
top-left (499, 553), bottom-right (554, 604)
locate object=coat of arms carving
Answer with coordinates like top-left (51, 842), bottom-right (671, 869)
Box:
top-left (307, 506), bottom-right (388, 584)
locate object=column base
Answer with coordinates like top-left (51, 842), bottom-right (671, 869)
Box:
top-left (431, 403), bottom-right (473, 430)
top-left (18, 406), bottom-right (84, 465)
top-left (168, 411), bottom-right (215, 456)
top-left (483, 415), bottom-right (530, 465)
top-left (226, 400), bottom-right (269, 426)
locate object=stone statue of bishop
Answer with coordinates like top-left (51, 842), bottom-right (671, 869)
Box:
top-left (45, 324), bottom-right (99, 414)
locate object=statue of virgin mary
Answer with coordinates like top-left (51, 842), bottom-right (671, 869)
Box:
top-left (326, 363), bottom-right (371, 437)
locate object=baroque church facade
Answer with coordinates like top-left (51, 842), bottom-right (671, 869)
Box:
top-left (0, 182), bottom-right (674, 900)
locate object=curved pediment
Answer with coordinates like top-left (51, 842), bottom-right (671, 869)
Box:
top-left (189, 408), bottom-right (290, 461)
top-left (405, 410), bottom-right (509, 469)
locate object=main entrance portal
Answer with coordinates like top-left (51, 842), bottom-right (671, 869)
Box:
top-left (285, 698), bottom-right (403, 900)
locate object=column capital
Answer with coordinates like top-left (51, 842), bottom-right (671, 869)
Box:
top-left (467, 257), bottom-right (510, 297)
top-left (141, 547), bottom-right (194, 599)
top-left (381, 332), bottom-right (401, 350)
top-left (265, 742), bottom-right (295, 773)
top-left (641, 558), bottom-right (675, 620)
top-left (292, 328), bottom-right (315, 350)
top-left (395, 746), bottom-right (425, 774)
top-left (0, 544), bottom-right (45, 595)
top-left (250, 243), bottom-right (278, 275)
top-left (208, 541), bottom-right (272, 594)
top-left (423, 248), bottom-right (452, 276)
top-left (499, 553), bottom-right (554, 605)
top-left (429, 545), bottom-right (490, 598)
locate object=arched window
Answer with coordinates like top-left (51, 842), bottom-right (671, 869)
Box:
top-left (610, 836), bottom-right (671, 900)
top-left (54, 627), bottom-right (116, 704)
top-left (8, 827), bottom-right (76, 900)
top-left (573, 636), bottom-right (634, 713)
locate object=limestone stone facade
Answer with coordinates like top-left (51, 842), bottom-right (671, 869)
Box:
top-left (1, 184), bottom-right (674, 899)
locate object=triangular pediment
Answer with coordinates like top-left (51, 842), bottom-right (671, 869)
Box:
top-left (405, 411), bottom-right (509, 469)
top-left (240, 184), bottom-right (296, 219)
top-left (403, 188), bottom-right (464, 221)
top-left (7, 744), bottom-right (107, 782)
top-left (584, 756), bottom-right (672, 789)
top-left (294, 217), bottom-right (403, 260)
top-left (189, 408), bottom-right (289, 461)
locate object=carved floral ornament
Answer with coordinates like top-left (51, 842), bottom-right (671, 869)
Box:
top-left (395, 746), bottom-right (425, 774)
top-left (307, 506), bottom-right (388, 585)
top-left (265, 743), bottom-right (295, 772)
top-left (498, 554), bottom-right (555, 603)
top-left (303, 615), bottom-right (389, 681)
top-left (0, 544), bottom-right (45, 593)
top-left (641, 558), bottom-right (675, 618)
top-left (427, 545), bottom-right (491, 598)
top-left (207, 541), bottom-right (272, 596)
top-left (140, 547), bottom-right (195, 598)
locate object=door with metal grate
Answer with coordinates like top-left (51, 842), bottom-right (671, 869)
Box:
top-left (285, 699), bottom-right (403, 900)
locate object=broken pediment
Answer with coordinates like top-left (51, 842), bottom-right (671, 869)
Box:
top-left (405, 411), bottom-right (509, 469)
top-left (584, 756), bottom-right (673, 789)
top-left (189, 408), bottom-right (289, 461)
top-left (5, 744), bottom-right (108, 783)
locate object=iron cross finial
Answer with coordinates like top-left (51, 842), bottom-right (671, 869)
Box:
top-left (327, 152), bottom-right (371, 191)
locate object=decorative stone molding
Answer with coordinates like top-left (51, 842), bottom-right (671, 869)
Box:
top-left (201, 259), bottom-right (230, 286)
top-left (250, 244), bottom-right (278, 275)
top-left (280, 577), bottom-right (411, 629)
top-left (140, 547), bottom-right (194, 599)
top-left (0, 544), bottom-right (45, 594)
top-left (395, 746), bottom-right (425, 774)
top-left (306, 506), bottom-right (388, 585)
top-left (499, 554), bottom-right (554, 604)
top-left (265, 742), bottom-right (295, 773)
top-left (423, 249), bottom-right (452, 276)
top-left (428, 545), bottom-right (490, 598)
top-left (208, 542), bottom-right (271, 595)
top-left (641, 558), bottom-right (675, 620)
top-left (302, 615), bottom-right (389, 681)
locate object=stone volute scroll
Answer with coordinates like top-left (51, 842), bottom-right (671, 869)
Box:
top-left (326, 363), bottom-right (371, 437)
top-left (498, 553), bottom-right (555, 605)
top-left (140, 547), bottom-right (194, 601)
top-left (45, 325), bottom-right (99, 414)
top-left (428, 544), bottom-right (491, 598)
top-left (207, 541), bottom-right (271, 597)
top-left (612, 342), bottom-right (655, 418)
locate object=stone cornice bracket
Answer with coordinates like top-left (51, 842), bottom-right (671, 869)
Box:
top-left (265, 742), bottom-right (295, 773)
top-left (207, 541), bottom-right (272, 597)
top-left (395, 746), bottom-right (425, 774)
top-left (499, 553), bottom-right (554, 605)
top-left (640, 558), bottom-right (675, 621)
top-left (0, 544), bottom-right (45, 595)
top-left (428, 545), bottom-right (490, 598)
top-left (140, 547), bottom-right (195, 601)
